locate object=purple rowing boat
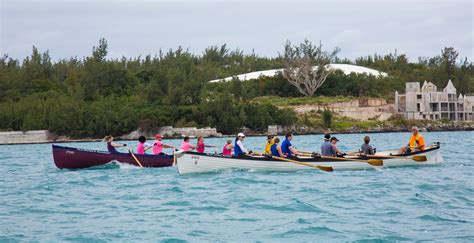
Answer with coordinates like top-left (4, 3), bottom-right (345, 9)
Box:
top-left (52, 145), bottom-right (174, 169)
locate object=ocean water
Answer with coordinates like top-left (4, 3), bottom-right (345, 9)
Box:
top-left (0, 131), bottom-right (473, 242)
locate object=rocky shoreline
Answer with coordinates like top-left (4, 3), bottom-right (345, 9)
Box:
top-left (1, 122), bottom-right (473, 145)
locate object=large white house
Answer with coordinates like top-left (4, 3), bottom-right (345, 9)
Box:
top-left (395, 80), bottom-right (474, 121)
top-left (209, 64), bottom-right (387, 83)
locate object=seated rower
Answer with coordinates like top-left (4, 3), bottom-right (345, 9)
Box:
top-left (196, 136), bottom-right (215, 153)
top-left (270, 137), bottom-right (286, 157)
top-left (330, 137), bottom-right (345, 157)
top-left (222, 139), bottom-right (234, 157)
top-left (264, 134), bottom-right (274, 155)
top-left (399, 126), bottom-right (425, 154)
top-left (103, 135), bottom-right (127, 153)
top-left (136, 136), bottom-right (153, 155)
top-left (234, 133), bottom-right (252, 156)
top-left (281, 132), bottom-right (299, 158)
top-left (360, 136), bottom-right (375, 155)
top-left (321, 133), bottom-right (336, 156)
top-left (153, 134), bottom-right (175, 155)
top-left (180, 136), bottom-right (196, 151)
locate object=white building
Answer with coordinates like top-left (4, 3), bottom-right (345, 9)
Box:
top-left (395, 80), bottom-right (474, 121)
top-left (209, 64), bottom-right (387, 83)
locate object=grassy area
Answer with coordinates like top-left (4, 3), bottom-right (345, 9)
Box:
top-left (251, 95), bottom-right (354, 106)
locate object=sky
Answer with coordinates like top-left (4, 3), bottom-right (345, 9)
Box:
top-left (0, 0), bottom-right (473, 62)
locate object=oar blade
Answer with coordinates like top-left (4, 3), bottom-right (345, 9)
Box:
top-left (367, 159), bottom-right (383, 166)
top-left (412, 155), bottom-right (427, 162)
top-left (318, 165), bottom-right (334, 172)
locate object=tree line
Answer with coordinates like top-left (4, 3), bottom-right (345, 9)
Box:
top-left (0, 39), bottom-right (472, 137)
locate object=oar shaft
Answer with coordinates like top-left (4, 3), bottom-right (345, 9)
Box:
top-left (129, 149), bottom-right (144, 168)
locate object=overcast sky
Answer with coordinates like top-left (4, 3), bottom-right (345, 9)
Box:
top-left (1, 0), bottom-right (472, 62)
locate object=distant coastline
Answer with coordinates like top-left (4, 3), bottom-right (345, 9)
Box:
top-left (1, 124), bottom-right (472, 145)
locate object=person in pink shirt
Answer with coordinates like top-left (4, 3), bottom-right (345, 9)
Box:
top-left (180, 136), bottom-right (196, 151)
top-left (196, 136), bottom-right (215, 153)
top-left (136, 136), bottom-right (153, 155)
top-left (222, 139), bottom-right (234, 156)
top-left (153, 134), bottom-right (175, 155)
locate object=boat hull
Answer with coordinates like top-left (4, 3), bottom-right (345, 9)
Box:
top-left (52, 145), bottom-right (175, 169)
top-left (176, 146), bottom-right (443, 175)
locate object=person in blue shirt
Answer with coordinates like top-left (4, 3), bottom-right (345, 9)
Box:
top-left (270, 137), bottom-right (286, 157)
top-left (281, 132), bottom-right (300, 158)
top-left (321, 133), bottom-right (336, 156)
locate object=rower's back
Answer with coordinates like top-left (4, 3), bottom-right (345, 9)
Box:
top-left (321, 140), bottom-right (335, 156)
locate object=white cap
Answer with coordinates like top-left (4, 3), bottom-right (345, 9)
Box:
top-left (238, 132), bottom-right (245, 137)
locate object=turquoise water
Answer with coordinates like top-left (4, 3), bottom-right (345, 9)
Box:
top-left (0, 131), bottom-right (473, 241)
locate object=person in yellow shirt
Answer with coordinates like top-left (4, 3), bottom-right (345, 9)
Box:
top-left (264, 135), bottom-right (275, 155)
top-left (399, 126), bottom-right (425, 154)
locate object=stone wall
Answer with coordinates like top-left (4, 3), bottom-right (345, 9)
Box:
top-left (291, 98), bottom-right (395, 121)
top-left (0, 130), bottom-right (51, 144)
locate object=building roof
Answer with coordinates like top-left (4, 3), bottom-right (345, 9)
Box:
top-left (443, 79), bottom-right (457, 94)
top-left (209, 63), bottom-right (388, 83)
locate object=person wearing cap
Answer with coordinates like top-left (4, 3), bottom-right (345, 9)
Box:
top-left (281, 132), bottom-right (299, 158)
top-left (321, 133), bottom-right (336, 156)
top-left (234, 132), bottom-right (251, 156)
top-left (153, 134), bottom-right (175, 155)
top-left (399, 126), bottom-right (425, 154)
top-left (330, 137), bottom-right (344, 157)
top-left (264, 134), bottom-right (275, 155)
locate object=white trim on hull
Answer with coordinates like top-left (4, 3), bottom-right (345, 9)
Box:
top-left (176, 148), bottom-right (443, 175)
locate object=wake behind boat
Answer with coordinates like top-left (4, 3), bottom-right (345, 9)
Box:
top-left (176, 144), bottom-right (443, 175)
top-left (52, 145), bottom-right (177, 169)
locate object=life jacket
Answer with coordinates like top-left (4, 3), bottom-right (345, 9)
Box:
top-left (409, 133), bottom-right (425, 150)
top-left (196, 141), bottom-right (205, 153)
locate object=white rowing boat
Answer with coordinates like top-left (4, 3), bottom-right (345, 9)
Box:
top-left (176, 144), bottom-right (443, 175)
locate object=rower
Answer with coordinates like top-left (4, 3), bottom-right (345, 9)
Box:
top-left (330, 137), bottom-right (345, 157)
top-left (360, 136), bottom-right (375, 155)
top-left (103, 135), bottom-right (127, 153)
top-left (153, 134), bottom-right (175, 155)
top-left (321, 133), bottom-right (336, 156)
top-left (222, 139), bottom-right (234, 157)
top-left (234, 133), bottom-right (252, 156)
top-left (136, 136), bottom-right (153, 155)
top-left (281, 132), bottom-right (299, 158)
top-left (180, 136), bottom-right (196, 151)
top-left (270, 137), bottom-right (286, 157)
top-left (196, 136), bottom-right (215, 153)
top-left (399, 126), bottom-right (425, 154)
top-left (264, 134), bottom-right (275, 155)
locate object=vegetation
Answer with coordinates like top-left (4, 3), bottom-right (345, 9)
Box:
top-left (282, 39), bottom-right (340, 96)
top-left (0, 39), bottom-right (472, 137)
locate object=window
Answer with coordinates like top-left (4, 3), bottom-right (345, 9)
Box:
top-left (417, 103), bottom-right (421, 112)
top-left (417, 94), bottom-right (422, 99)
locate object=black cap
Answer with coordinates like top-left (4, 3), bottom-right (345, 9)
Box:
top-left (330, 136), bottom-right (339, 141)
top-left (324, 133), bottom-right (331, 140)
top-left (267, 135), bottom-right (274, 139)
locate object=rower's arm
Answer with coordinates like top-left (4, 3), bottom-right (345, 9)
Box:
top-left (289, 146), bottom-right (299, 155)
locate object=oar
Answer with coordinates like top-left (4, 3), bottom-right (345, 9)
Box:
top-left (270, 155), bottom-right (333, 172)
top-left (369, 154), bottom-right (427, 162)
top-left (173, 149), bottom-right (177, 166)
top-left (128, 149), bottom-right (144, 168)
top-left (299, 151), bottom-right (383, 166)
